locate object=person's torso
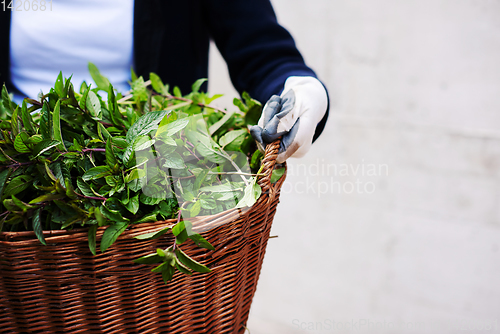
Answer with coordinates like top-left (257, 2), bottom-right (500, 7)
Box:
top-left (9, 0), bottom-right (134, 102)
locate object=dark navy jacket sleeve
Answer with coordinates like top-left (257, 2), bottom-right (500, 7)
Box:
top-left (201, 0), bottom-right (328, 141)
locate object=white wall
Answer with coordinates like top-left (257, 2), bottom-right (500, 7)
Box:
top-left (208, 1), bottom-right (500, 333)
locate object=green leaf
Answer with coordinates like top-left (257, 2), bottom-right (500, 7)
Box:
top-left (0, 169), bottom-right (12, 200)
top-left (100, 205), bottom-right (129, 223)
top-left (97, 123), bottom-right (111, 141)
top-left (40, 102), bottom-right (52, 140)
top-left (139, 192), bottom-right (165, 206)
top-left (1, 84), bottom-right (14, 116)
top-left (150, 72), bottom-right (168, 95)
top-left (193, 169), bottom-right (209, 193)
top-left (100, 222), bottom-right (129, 253)
top-left (11, 106), bottom-right (20, 137)
top-left (132, 213), bottom-right (158, 224)
top-left (189, 234), bottom-right (215, 250)
top-left (125, 193), bottom-right (140, 214)
top-left (200, 182), bottom-right (238, 193)
top-left (191, 78), bottom-right (207, 93)
top-left (107, 84), bottom-right (117, 113)
top-left (29, 193), bottom-right (66, 204)
top-left (54, 71), bottom-right (64, 97)
top-left (11, 194), bottom-right (36, 211)
top-left (173, 86), bottom-right (182, 98)
top-left (172, 221), bottom-right (185, 237)
top-left (134, 226), bottom-right (171, 240)
top-left (133, 136), bottom-right (155, 151)
top-left (151, 261), bottom-right (170, 273)
top-left (88, 224), bottom-right (98, 255)
top-left (31, 139), bottom-right (60, 158)
top-left (126, 110), bottom-right (169, 144)
top-left (79, 84), bottom-right (91, 111)
top-left (111, 137), bottom-right (127, 148)
top-left (65, 178), bottom-right (77, 199)
top-left (3, 199), bottom-right (19, 212)
top-left (219, 129), bottom-right (247, 148)
top-left (162, 152), bottom-right (185, 169)
top-left (63, 75), bottom-right (73, 98)
top-left (156, 117), bottom-right (189, 137)
top-left (52, 100), bottom-right (66, 151)
top-left (76, 177), bottom-right (95, 197)
top-left (235, 178), bottom-right (262, 209)
top-left (88, 62), bottom-right (111, 91)
top-left (107, 84), bottom-right (120, 125)
top-left (200, 198), bottom-right (216, 210)
top-left (26, 135), bottom-right (43, 147)
top-left (250, 149), bottom-right (263, 169)
top-left (175, 248), bottom-right (211, 273)
top-left (208, 111), bottom-right (233, 135)
top-left (13, 132), bottom-right (31, 153)
top-left (242, 92), bottom-right (262, 126)
top-left (133, 253), bottom-right (163, 264)
top-left (183, 191), bottom-right (195, 202)
top-left (159, 199), bottom-right (177, 218)
top-left (3, 175), bottom-right (32, 199)
top-left (105, 138), bottom-right (118, 167)
top-left (21, 100), bottom-right (34, 134)
top-left (94, 207), bottom-right (106, 226)
top-left (175, 227), bottom-right (189, 244)
top-left (233, 97), bottom-right (247, 113)
top-left (162, 265), bottom-right (177, 283)
top-left (86, 91), bottom-right (101, 117)
top-left (271, 167), bottom-right (286, 183)
top-left (131, 67), bottom-right (138, 82)
top-left (189, 200), bottom-right (201, 217)
top-left (33, 208), bottom-right (46, 245)
top-left (131, 76), bottom-right (149, 101)
top-left (175, 258), bottom-right (193, 275)
top-left (165, 118), bottom-right (190, 136)
top-left (71, 138), bottom-right (83, 152)
top-left (82, 166), bottom-right (112, 181)
top-left (44, 163), bottom-right (57, 182)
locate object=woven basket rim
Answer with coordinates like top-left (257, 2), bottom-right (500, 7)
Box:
top-left (0, 140), bottom-right (283, 244)
top-left (0, 208), bottom-right (243, 243)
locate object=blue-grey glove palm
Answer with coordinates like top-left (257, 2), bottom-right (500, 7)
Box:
top-left (250, 76), bottom-right (328, 163)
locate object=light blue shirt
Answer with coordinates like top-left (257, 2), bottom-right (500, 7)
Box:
top-left (10, 0), bottom-right (134, 103)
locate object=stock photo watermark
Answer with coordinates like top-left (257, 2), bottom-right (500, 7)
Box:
top-left (292, 318), bottom-right (499, 332)
top-left (282, 159), bottom-right (389, 196)
top-left (1, 0), bottom-right (53, 12)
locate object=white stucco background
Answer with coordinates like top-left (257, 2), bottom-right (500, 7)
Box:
top-left (208, 1), bottom-right (500, 333)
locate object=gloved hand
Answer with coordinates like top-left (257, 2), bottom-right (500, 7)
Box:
top-left (250, 76), bottom-right (328, 163)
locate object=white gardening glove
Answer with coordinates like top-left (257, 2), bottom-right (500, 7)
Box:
top-left (250, 76), bottom-right (328, 163)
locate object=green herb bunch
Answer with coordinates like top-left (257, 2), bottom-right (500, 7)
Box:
top-left (0, 64), bottom-right (268, 282)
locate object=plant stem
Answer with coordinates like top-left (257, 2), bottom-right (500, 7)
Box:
top-left (172, 210), bottom-right (182, 252)
top-left (82, 148), bottom-right (106, 153)
top-left (207, 171), bottom-right (264, 177)
top-left (185, 140), bottom-right (222, 185)
top-left (215, 148), bottom-right (249, 186)
top-left (76, 193), bottom-right (107, 202)
top-left (4, 161), bottom-right (32, 169)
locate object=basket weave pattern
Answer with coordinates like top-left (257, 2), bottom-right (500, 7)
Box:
top-left (0, 141), bottom-right (286, 334)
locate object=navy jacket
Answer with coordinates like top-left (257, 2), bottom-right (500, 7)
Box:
top-left (0, 0), bottom-right (327, 140)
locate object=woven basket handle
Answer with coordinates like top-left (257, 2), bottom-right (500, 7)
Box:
top-left (257, 139), bottom-right (281, 194)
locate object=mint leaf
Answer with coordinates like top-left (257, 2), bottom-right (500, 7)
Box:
top-left (126, 110), bottom-right (169, 144)
top-left (175, 248), bottom-right (211, 273)
top-left (52, 100), bottom-right (66, 151)
top-left (88, 224), bottom-right (98, 255)
top-left (100, 222), bottom-right (129, 252)
top-left (88, 62), bottom-right (111, 91)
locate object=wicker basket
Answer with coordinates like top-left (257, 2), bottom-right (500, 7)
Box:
top-left (0, 140), bottom-right (286, 334)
